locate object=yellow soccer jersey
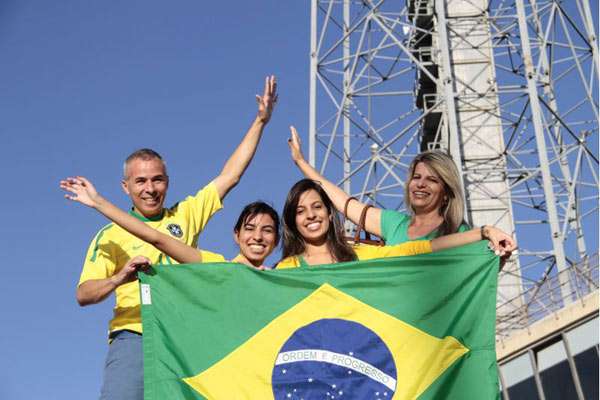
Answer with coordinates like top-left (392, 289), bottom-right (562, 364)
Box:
top-left (199, 250), bottom-right (227, 263)
top-left (79, 182), bottom-right (222, 336)
top-left (276, 241), bottom-right (432, 269)
top-left (200, 252), bottom-right (243, 264)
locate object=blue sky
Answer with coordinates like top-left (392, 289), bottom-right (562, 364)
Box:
top-left (0, 2), bottom-right (309, 398)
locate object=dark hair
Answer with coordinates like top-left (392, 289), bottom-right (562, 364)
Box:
top-left (123, 148), bottom-right (166, 178)
top-left (234, 201), bottom-right (281, 246)
top-left (281, 179), bottom-right (356, 263)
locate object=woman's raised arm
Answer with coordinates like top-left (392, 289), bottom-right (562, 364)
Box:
top-left (288, 126), bottom-right (382, 236)
top-left (60, 176), bottom-right (203, 264)
top-left (431, 225), bottom-right (516, 256)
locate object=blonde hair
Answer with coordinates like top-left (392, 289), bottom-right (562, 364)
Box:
top-left (404, 151), bottom-right (466, 235)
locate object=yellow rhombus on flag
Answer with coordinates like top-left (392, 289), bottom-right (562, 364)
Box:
top-left (184, 283), bottom-right (469, 399)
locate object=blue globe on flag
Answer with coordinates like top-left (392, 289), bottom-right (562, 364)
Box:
top-left (272, 318), bottom-right (397, 399)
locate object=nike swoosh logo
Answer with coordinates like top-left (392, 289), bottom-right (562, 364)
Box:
top-left (132, 244), bottom-right (144, 250)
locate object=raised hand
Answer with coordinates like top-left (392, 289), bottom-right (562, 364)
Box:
top-left (288, 126), bottom-right (305, 163)
top-left (256, 75), bottom-right (278, 123)
top-left (60, 176), bottom-right (102, 208)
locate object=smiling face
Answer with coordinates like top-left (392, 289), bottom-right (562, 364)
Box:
top-left (295, 189), bottom-right (331, 244)
top-left (234, 213), bottom-right (277, 267)
top-left (121, 157), bottom-right (169, 218)
top-left (408, 162), bottom-right (446, 214)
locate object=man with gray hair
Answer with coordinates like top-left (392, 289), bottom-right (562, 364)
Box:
top-left (74, 76), bottom-right (277, 399)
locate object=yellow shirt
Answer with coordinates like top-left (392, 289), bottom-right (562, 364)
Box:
top-left (200, 250), bottom-right (227, 263)
top-left (79, 182), bottom-right (222, 335)
top-left (230, 254), bottom-right (246, 264)
top-left (197, 252), bottom-right (246, 264)
top-left (276, 241), bottom-right (432, 269)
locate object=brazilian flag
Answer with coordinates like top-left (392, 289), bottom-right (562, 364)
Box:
top-left (140, 242), bottom-right (499, 399)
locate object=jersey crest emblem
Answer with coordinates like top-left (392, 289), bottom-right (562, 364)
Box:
top-left (167, 223), bottom-right (183, 238)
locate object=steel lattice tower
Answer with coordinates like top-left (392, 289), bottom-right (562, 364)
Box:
top-left (309, 0), bottom-right (598, 341)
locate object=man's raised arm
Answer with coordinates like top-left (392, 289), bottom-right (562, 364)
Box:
top-left (213, 75), bottom-right (277, 200)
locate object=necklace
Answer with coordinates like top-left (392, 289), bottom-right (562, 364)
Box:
top-left (304, 251), bottom-right (332, 258)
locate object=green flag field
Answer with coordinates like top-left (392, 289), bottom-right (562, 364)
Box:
top-left (140, 242), bottom-right (499, 400)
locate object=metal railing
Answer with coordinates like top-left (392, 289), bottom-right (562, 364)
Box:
top-left (496, 253), bottom-right (599, 339)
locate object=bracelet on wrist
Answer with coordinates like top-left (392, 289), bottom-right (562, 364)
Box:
top-left (480, 225), bottom-right (489, 241)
